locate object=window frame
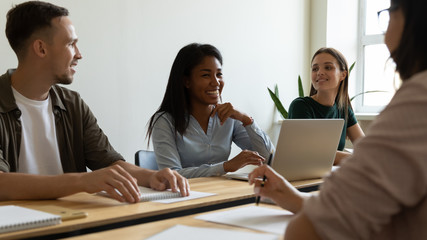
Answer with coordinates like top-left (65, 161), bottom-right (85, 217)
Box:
top-left (354, 0), bottom-right (391, 114)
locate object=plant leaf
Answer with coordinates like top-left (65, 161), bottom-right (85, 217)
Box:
top-left (349, 62), bottom-right (355, 75)
top-left (298, 75), bottom-right (304, 97)
top-left (274, 84), bottom-right (279, 98)
top-left (268, 87), bottom-right (288, 119)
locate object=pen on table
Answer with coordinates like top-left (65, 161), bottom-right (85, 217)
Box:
top-left (255, 151), bottom-right (274, 206)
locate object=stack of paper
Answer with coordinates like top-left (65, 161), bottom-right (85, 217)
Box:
top-left (146, 225), bottom-right (278, 240)
top-left (195, 206), bottom-right (293, 235)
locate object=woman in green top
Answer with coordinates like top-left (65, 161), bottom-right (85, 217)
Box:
top-left (288, 48), bottom-right (364, 165)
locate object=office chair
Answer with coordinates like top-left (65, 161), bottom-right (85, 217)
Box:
top-left (134, 150), bottom-right (159, 170)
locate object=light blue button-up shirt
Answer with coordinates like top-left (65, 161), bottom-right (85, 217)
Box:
top-left (152, 112), bottom-right (275, 178)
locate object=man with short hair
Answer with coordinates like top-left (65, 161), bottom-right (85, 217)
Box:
top-left (0, 1), bottom-right (189, 203)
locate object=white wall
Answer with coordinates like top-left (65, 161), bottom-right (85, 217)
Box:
top-left (309, 0), bottom-right (327, 63)
top-left (326, 0), bottom-right (359, 97)
top-left (0, 0), bottom-right (310, 164)
top-left (309, 0), bottom-right (359, 96)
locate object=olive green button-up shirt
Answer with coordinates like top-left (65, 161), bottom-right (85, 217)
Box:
top-left (0, 69), bottom-right (123, 173)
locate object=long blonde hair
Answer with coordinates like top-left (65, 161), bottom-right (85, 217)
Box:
top-left (309, 47), bottom-right (352, 121)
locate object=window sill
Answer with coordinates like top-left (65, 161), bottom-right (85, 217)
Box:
top-left (355, 113), bottom-right (378, 121)
top-left (274, 113), bottom-right (379, 122)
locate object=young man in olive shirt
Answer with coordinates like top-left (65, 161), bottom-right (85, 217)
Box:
top-left (0, 1), bottom-right (189, 203)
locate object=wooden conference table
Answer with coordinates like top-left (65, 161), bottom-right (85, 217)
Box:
top-left (65, 203), bottom-right (287, 240)
top-left (0, 177), bottom-right (321, 240)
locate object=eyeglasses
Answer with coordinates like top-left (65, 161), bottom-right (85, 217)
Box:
top-left (377, 5), bottom-right (398, 33)
top-left (377, 8), bottom-right (390, 32)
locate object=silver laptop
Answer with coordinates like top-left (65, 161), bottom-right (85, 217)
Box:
top-left (227, 119), bottom-right (344, 181)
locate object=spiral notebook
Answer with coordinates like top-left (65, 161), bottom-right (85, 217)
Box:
top-left (98, 186), bottom-right (215, 203)
top-left (139, 187), bottom-right (183, 201)
top-left (0, 205), bottom-right (61, 233)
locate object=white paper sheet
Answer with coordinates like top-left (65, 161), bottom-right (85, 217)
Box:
top-left (195, 206), bottom-right (293, 235)
top-left (146, 224), bottom-right (278, 240)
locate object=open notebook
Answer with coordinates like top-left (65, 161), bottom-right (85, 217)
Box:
top-left (0, 205), bottom-right (61, 233)
top-left (99, 186), bottom-right (215, 203)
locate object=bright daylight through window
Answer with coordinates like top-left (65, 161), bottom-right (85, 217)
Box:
top-left (355, 0), bottom-right (400, 113)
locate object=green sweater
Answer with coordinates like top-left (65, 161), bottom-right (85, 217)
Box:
top-left (288, 97), bottom-right (357, 150)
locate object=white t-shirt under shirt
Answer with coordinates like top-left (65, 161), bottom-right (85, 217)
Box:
top-left (12, 88), bottom-right (63, 175)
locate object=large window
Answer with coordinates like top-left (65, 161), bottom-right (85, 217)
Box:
top-left (355, 0), bottom-right (399, 113)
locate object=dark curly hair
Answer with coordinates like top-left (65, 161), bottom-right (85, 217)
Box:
top-left (147, 43), bottom-right (223, 142)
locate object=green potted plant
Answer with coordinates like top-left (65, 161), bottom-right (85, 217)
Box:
top-left (267, 75), bottom-right (304, 119)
